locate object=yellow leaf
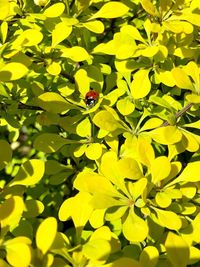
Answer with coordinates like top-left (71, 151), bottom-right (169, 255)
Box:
top-left (139, 118), bottom-right (163, 132)
top-left (128, 178), bottom-right (147, 200)
top-left (22, 29), bottom-right (43, 46)
top-left (151, 156), bottom-right (171, 184)
top-left (9, 159), bottom-right (44, 186)
top-left (0, 0), bottom-right (10, 20)
top-left (121, 25), bottom-right (146, 43)
top-left (90, 2), bottom-right (129, 19)
top-left (104, 257), bottom-right (142, 267)
top-left (23, 199), bottom-right (44, 218)
top-left (148, 126), bottom-right (182, 145)
top-left (130, 69), bottom-right (151, 99)
top-left (140, 0), bottom-right (159, 16)
top-left (74, 69), bottom-right (90, 97)
top-left (172, 67), bottom-right (194, 91)
top-left (82, 20), bottom-right (104, 34)
top-left (155, 192), bottom-right (172, 208)
top-left (44, 3), bottom-right (65, 17)
top-left (118, 157), bottom-right (143, 180)
top-left (153, 208), bottom-right (182, 230)
top-left (174, 161), bottom-right (200, 183)
top-left (165, 232), bottom-right (189, 267)
top-left (139, 246), bottom-right (159, 267)
top-left (186, 93), bottom-right (200, 103)
top-left (117, 97), bottom-right (135, 115)
top-left (182, 131), bottom-right (199, 152)
top-left (6, 243), bottom-right (31, 267)
top-left (36, 217), bottom-right (57, 254)
top-left (137, 136), bottom-right (155, 166)
top-left (85, 143), bottom-right (102, 160)
top-left (62, 46), bottom-right (90, 62)
top-left (52, 23), bottom-right (72, 47)
top-left (82, 239), bottom-right (111, 261)
top-left (0, 62), bottom-right (28, 81)
top-left (46, 62), bottom-right (61, 75)
top-left (93, 110), bottom-right (120, 131)
top-left (89, 209), bottom-right (106, 228)
top-left (76, 117), bottom-right (91, 137)
top-left (122, 209), bottom-right (148, 242)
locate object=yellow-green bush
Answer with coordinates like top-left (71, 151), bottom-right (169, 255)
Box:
top-left (0, 0), bottom-right (200, 266)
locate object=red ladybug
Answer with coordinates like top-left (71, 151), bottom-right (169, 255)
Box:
top-left (85, 90), bottom-right (99, 108)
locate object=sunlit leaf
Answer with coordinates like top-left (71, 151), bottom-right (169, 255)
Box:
top-left (36, 217), bottom-right (57, 254)
top-left (165, 232), bottom-right (189, 267)
top-left (130, 69), bottom-right (151, 99)
top-left (0, 63), bottom-right (28, 82)
top-left (90, 2), bottom-right (129, 19)
top-left (52, 23), bottom-right (72, 47)
top-left (61, 46), bottom-right (90, 62)
top-left (9, 159), bottom-right (44, 186)
top-left (139, 246), bottom-right (159, 267)
top-left (44, 3), bottom-right (65, 17)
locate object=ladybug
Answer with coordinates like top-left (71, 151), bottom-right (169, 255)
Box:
top-left (85, 90), bottom-right (99, 109)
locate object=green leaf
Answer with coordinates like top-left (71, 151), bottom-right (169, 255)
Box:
top-left (130, 69), bottom-right (151, 99)
top-left (122, 209), bottom-right (148, 242)
top-left (35, 92), bottom-right (73, 113)
top-left (9, 159), bottom-right (44, 186)
top-left (0, 0), bottom-right (10, 20)
top-left (139, 246), bottom-right (159, 267)
top-left (0, 140), bottom-right (12, 170)
top-left (0, 63), bottom-right (28, 82)
top-left (36, 217), bottom-right (57, 255)
top-left (44, 3), bottom-right (65, 17)
top-left (165, 232), bottom-right (189, 267)
top-left (90, 2), bottom-right (129, 19)
top-left (23, 199), bottom-right (44, 218)
top-left (52, 23), bottom-right (72, 47)
top-left (34, 133), bottom-right (72, 153)
top-left (61, 46), bottom-right (90, 62)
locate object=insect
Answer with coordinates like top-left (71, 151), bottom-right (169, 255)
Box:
top-left (85, 90), bottom-right (99, 109)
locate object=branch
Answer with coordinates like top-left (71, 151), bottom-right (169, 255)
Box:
top-left (161, 103), bottom-right (193, 127)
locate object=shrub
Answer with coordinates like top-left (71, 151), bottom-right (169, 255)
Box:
top-left (0, 0), bottom-right (200, 266)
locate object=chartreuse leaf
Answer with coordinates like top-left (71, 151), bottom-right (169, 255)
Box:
top-left (59, 192), bottom-right (93, 239)
top-left (82, 239), bottom-right (111, 261)
top-left (36, 217), bottom-right (57, 255)
top-left (52, 22), bottom-right (72, 47)
top-left (0, 0), bottom-right (10, 20)
top-left (93, 110), bottom-right (126, 132)
top-left (139, 246), bottom-right (159, 267)
top-left (90, 193), bottom-right (124, 209)
top-left (90, 2), bottom-right (129, 20)
top-left (172, 67), bottom-right (194, 91)
top-left (85, 143), bottom-right (102, 160)
top-left (74, 171), bottom-right (122, 198)
top-left (23, 199), bottom-right (44, 218)
top-left (118, 158), bottom-right (143, 180)
top-left (9, 159), bottom-right (44, 186)
top-left (148, 126), bottom-right (182, 145)
top-left (117, 97), bottom-right (135, 115)
top-left (82, 20), bottom-right (104, 34)
top-left (34, 133), bottom-right (73, 153)
top-left (104, 257), bottom-right (142, 267)
top-left (0, 21), bottom-right (8, 43)
top-left (0, 63), bottom-right (28, 82)
top-left (130, 69), bottom-right (151, 99)
top-left (152, 207), bottom-right (182, 230)
top-left (89, 209), bottom-right (106, 228)
top-left (128, 178), bottom-right (147, 201)
top-left (186, 94), bottom-right (200, 103)
top-left (183, 61), bottom-right (200, 90)
top-left (140, 0), bottom-right (159, 16)
top-left (165, 232), bottom-right (189, 267)
top-left (155, 192), bottom-right (172, 208)
top-left (21, 29), bottom-right (43, 46)
top-left (75, 68), bottom-right (90, 97)
top-left (0, 196), bottom-right (24, 230)
top-left (151, 156), bottom-right (171, 184)
top-left (5, 242), bottom-right (32, 267)
top-left (122, 209), bottom-right (148, 242)
top-left (61, 46), bottom-right (90, 62)
top-left (0, 140), bottom-right (12, 170)
top-left (0, 259), bottom-right (10, 267)
top-left (76, 117), bottom-right (91, 137)
top-left (46, 62), bottom-right (61, 75)
top-left (44, 3), bottom-right (65, 17)
top-left (189, 246), bottom-right (200, 265)
top-left (137, 136), bottom-right (155, 167)
top-left (35, 92), bottom-right (73, 113)
top-left (121, 25), bottom-right (146, 43)
top-left (75, 0), bottom-right (92, 13)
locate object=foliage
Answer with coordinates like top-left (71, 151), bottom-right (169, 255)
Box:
top-left (0, 0), bottom-right (200, 266)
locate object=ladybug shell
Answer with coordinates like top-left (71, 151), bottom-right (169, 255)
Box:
top-left (85, 90), bottom-right (99, 108)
